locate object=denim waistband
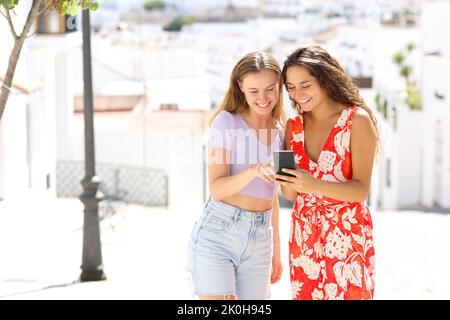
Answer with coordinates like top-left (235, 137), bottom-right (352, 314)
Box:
top-left (206, 198), bottom-right (272, 224)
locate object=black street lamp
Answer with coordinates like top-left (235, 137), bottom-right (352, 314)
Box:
top-left (79, 9), bottom-right (106, 282)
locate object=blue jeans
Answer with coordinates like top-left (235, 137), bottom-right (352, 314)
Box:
top-left (186, 198), bottom-right (273, 299)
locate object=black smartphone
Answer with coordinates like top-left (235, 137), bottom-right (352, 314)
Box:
top-left (273, 150), bottom-right (297, 179)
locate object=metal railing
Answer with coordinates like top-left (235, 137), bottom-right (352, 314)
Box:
top-left (56, 160), bottom-right (168, 207)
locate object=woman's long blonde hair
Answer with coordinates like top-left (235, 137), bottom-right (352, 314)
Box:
top-left (209, 52), bottom-right (285, 126)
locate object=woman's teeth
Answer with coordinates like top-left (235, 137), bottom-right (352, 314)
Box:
top-left (298, 98), bottom-right (311, 104)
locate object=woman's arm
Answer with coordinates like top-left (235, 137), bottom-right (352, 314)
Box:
top-left (271, 186), bottom-right (282, 284)
top-left (272, 189), bottom-right (280, 258)
top-left (316, 110), bottom-right (377, 202)
top-left (278, 110), bottom-right (377, 203)
top-left (279, 119), bottom-right (299, 202)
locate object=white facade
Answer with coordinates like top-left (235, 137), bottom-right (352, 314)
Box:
top-left (0, 2), bottom-right (58, 201)
top-left (370, 2), bottom-right (450, 209)
top-left (421, 0), bottom-right (450, 59)
top-left (51, 32), bottom-right (211, 206)
top-left (263, 0), bottom-right (307, 16)
top-left (57, 109), bottom-right (206, 208)
top-left (0, 94), bottom-right (29, 200)
top-left (375, 100), bottom-right (423, 210)
top-left (145, 77), bottom-right (211, 111)
top-left (326, 25), bottom-right (376, 78)
top-left (421, 56), bottom-right (450, 208)
top-left (372, 26), bottom-right (421, 91)
top-left (0, 84), bottom-right (53, 202)
top-left (69, 32), bottom-right (211, 111)
top-left (185, 19), bottom-right (297, 105)
top-left (361, 26), bottom-right (423, 209)
top-left (419, 1), bottom-right (450, 208)
top-left (166, 0), bottom-right (258, 10)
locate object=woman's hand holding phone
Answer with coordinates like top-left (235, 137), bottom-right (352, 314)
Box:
top-left (275, 168), bottom-right (318, 194)
top-left (251, 162), bottom-right (275, 183)
top-left (272, 150), bottom-right (318, 193)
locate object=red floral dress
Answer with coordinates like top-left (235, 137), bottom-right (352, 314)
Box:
top-left (288, 106), bottom-right (375, 300)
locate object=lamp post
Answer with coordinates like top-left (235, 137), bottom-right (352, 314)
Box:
top-left (79, 8), bottom-right (106, 282)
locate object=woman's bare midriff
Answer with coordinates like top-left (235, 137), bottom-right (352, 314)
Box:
top-left (221, 193), bottom-right (273, 212)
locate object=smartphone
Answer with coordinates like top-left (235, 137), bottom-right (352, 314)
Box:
top-left (273, 150), bottom-right (297, 179)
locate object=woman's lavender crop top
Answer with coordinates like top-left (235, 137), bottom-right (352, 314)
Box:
top-left (207, 111), bottom-right (284, 201)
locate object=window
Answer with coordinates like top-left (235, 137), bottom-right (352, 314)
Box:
top-left (160, 103), bottom-right (178, 110)
top-left (386, 159), bottom-right (391, 188)
top-left (46, 174), bottom-right (51, 189)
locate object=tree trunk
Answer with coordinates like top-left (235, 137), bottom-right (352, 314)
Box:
top-left (0, 0), bottom-right (44, 122)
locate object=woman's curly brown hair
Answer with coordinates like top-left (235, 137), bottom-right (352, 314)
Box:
top-left (282, 45), bottom-right (380, 155)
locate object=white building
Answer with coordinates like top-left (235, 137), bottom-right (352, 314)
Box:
top-left (186, 20), bottom-right (280, 105)
top-left (263, 0), bottom-right (308, 16)
top-left (166, 0), bottom-right (258, 11)
top-left (70, 31), bottom-right (211, 111)
top-left (328, 24), bottom-right (423, 210)
top-left (325, 25), bottom-right (375, 78)
top-left (319, 23), bottom-right (423, 210)
top-left (52, 30), bottom-right (212, 207)
top-left (0, 83), bottom-right (43, 201)
top-left (368, 2), bottom-right (450, 210)
top-left (0, 2), bottom-right (57, 202)
top-left (420, 0), bottom-right (450, 208)
top-left (371, 26), bottom-right (422, 210)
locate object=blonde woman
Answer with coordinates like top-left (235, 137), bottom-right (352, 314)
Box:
top-left (187, 52), bottom-right (286, 300)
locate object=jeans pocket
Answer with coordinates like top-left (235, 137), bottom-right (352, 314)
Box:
top-left (202, 213), bottom-right (232, 233)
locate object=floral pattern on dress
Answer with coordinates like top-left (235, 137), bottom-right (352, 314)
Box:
top-left (288, 106), bottom-right (375, 300)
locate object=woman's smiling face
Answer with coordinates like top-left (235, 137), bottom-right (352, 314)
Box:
top-left (285, 65), bottom-right (329, 113)
top-left (239, 69), bottom-right (279, 116)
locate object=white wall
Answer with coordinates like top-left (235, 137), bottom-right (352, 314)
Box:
top-left (372, 27), bottom-right (421, 91)
top-left (26, 36), bottom-right (81, 198)
top-left (54, 50), bottom-right (75, 162)
top-left (420, 2), bottom-right (450, 208)
top-left (146, 77), bottom-right (211, 111)
top-left (26, 90), bottom-right (56, 196)
top-left (421, 55), bottom-right (450, 208)
top-left (327, 26), bottom-right (375, 77)
top-left (377, 114), bottom-right (398, 210)
top-left (369, 26), bottom-right (423, 209)
top-left (372, 90), bottom-right (423, 210)
top-left (0, 2), bottom-right (57, 201)
top-left (0, 95), bottom-right (29, 201)
top-left (166, 0), bottom-right (258, 10)
top-left (61, 110), bottom-right (206, 207)
top-left (421, 1), bottom-right (450, 58)
top-left (439, 119), bottom-right (450, 207)
top-left (396, 106), bottom-right (423, 208)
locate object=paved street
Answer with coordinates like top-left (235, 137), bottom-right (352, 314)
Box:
top-left (1, 195), bottom-right (449, 300)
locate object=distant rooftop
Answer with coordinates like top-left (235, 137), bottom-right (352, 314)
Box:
top-left (74, 94), bottom-right (144, 113)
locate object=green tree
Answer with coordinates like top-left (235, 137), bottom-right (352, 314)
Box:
top-left (143, 0), bottom-right (166, 11)
top-left (0, 0), bottom-right (100, 122)
top-left (163, 15), bottom-right (194, 32)
top-left (392, 41), bottom-right (422, 110)
top-left (392, 51), bottom-right (404, 65)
